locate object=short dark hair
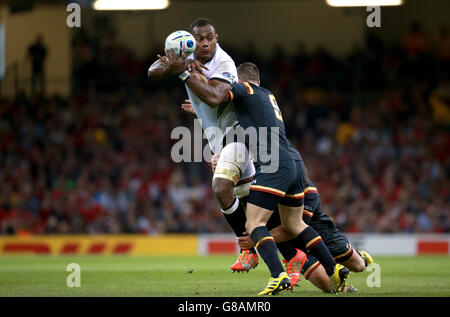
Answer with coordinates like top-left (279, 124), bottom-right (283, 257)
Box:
top-left (188, 18), bottom-right (216, 34)
top-left (237, 62), bottom-right (260, 83)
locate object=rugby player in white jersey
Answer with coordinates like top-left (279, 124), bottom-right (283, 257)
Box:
top-left (148, 18), bottom-right (259, 272)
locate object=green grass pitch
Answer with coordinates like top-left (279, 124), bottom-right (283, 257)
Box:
top-left (0, 255), bottom-right (449, 297)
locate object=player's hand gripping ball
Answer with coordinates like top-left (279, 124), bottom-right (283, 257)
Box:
top-left (165, 30), bottom-right (196, 57)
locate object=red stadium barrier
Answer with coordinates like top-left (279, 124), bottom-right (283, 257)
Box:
top-left (417, 241), bottom-right (449, 255)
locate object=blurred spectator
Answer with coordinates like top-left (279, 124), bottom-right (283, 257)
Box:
top-left (436, 25), bottom-right (450, 60)
top-left (28, 35), bottom-right (47, 96)
top-left (402, 22), bottom-right (430, 57)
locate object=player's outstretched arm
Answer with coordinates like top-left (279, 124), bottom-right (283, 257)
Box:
top-left (147, 58), bottom-right (171, 79)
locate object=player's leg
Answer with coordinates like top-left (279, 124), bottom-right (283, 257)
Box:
top-left (338, 248), bottom-right (374, 272)
top-left (339, 251), bottom-right (366, 272)
top-left (245, 202), bottom-right (279, 276)
top-left (302, 255), bottom-right (358, 293)
top-left (245, 201), bottom-right (291, 295)
top-left (267, 209), bottom-right (306, 287)
top-left (277, 160), bottom-right (350, 294)
top-left (278, 203), bottom-right (334, 276)
top-left (321, 225), bottom-right (367, 273)
top-left (246, 160), bottom-right (314, 295)
top-left (234, 213), bottom-right (306, 286)
top-left (231, 154), bottom-right (260, 272)
top-left (279, 205), bottom-right (350, 294)
top-left (212, 142), bottom-right (258, 269)
top-left (267, 208), bottom-right (298, 262)
top-left (228, 187), bottom-right (259, 273)
top-left (302, 256), bottom-right (331, 293)
top-left (212, 176), bottom-right (250, 242)
top-left (358, 250), bottom-right (375, 267)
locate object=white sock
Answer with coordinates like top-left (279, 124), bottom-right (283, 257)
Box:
top-left (221, 197), bottom-right (240, 215)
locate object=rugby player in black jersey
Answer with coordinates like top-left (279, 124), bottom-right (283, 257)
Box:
top-left (187, 62), bottom-right (351, 295)
top-left (237, 179), bottom-right (374, 293)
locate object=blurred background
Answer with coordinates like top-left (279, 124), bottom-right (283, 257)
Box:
top-left (0, 0), bottom-right (448, 239)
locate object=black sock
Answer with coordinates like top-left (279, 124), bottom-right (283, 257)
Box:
top-left (276, 242), bottom-right (297, 262)
top-left (250, 226), bottom-right (284, 278)
top-left (291, 226), bottom-right (336, 276)
top-left (222, 198), bottom-right (257, 254)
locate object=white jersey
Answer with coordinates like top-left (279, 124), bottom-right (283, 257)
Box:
top-left (186, 44), bottom-right (239, 154)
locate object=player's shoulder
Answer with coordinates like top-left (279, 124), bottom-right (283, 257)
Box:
top-left (254, 84), bottom-right (271, 95)
top-left (214, 44), bottom-right (235, 64)
top-left (208, 44), bottom-right (237, 83)
top-left (231, 81), bottom-right (256, 97)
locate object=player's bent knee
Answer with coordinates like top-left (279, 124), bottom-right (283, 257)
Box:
top-left (342, 252), bottom-right (366, 272)
top-left (299, 218), bottom-right (309, 231)
top-left (245, 220), bottom-right (262, 235)
top-left (212, 178), bottom-right (234, 201)
top-left (354, 256), bottom-right (366, 272)
top-left (245, 214), bottom-right (267, 234)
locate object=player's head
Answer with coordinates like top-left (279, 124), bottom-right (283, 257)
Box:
top-left (237, 62), bottom-right (260, 86)
top-left (188, 18), bottom-right (218, 63)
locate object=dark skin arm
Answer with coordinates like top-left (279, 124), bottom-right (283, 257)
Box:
top-left (163, 49), bottom-right (229, 108)
top-left (186, 76), bottom-right (230, 108)
top-left (147, 58), bottom-right (171, 79)
top-left (236, 225), bottom-right (296, 249)
top-left (148, 52), bottom-right (209, 80)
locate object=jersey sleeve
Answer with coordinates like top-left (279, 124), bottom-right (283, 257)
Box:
top-left (209, 60), bottom-right (237, 85)
top-left (302, 191), bottom-right (319, 224)
top-left (228, 82), bottom-right (255, 102)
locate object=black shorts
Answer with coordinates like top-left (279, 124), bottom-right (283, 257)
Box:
top-left (248, 159), bottom-right (306, 211)
top-left (301, 223), bottom-right (354, 279)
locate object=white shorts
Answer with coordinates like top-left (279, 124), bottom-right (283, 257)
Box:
top-left (213, 142), bottom-right (255, 197)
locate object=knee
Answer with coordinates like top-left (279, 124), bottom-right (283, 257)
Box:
top-left (354, 257), bottom-right (366, 272)
top-left (299, 219), bottom-right (308, 232)
top-left (245, 220), bottom-right (257, 236)
top-left (351, 256), bottom-right (366, 272)
top-left (245, 219), bottom-right (266, 237)
top-left (212, 179), bottom-right (233, 202)
top-left (279, 220), bottom-right (302, 237)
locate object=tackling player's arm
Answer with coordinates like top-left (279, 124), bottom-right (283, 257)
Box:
top-left (186, 78), bottom-right (252, 108)
top-left (162, 48), bottom-right (239, 108)
top-left (185, 77), bottom-right (230, 108)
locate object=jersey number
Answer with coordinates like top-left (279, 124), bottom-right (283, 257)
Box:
top-left (269, 94), bottom-right (284, 122)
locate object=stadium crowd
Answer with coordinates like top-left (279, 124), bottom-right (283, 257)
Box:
top-left (0, 23), bottom-right (449, 235)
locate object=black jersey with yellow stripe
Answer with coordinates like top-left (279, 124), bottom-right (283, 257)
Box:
top-left (303, 181), bottom-right (334, 226)
top-left (229, 81), bottom-right (302, 167)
